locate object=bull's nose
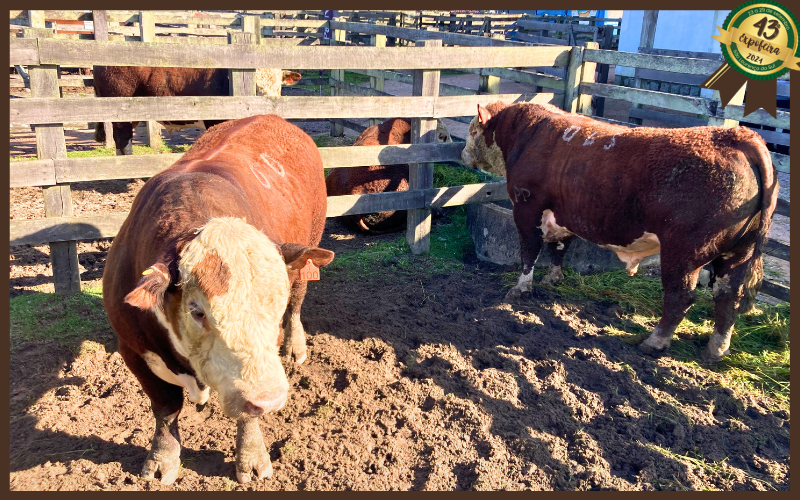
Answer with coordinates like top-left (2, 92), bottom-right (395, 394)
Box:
top-left (243, 389), bottom-right (288, 417)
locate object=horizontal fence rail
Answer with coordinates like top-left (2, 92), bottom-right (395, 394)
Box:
top-left (10, 38), bottom-right (571, 68)
top-left (10, 143), bottom-right (467, 186)
top-left (9, 93), bottom-right (560, 125)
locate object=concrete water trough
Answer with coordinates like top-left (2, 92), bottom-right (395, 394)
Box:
top-left (466, 199), bottom-right (661, 275)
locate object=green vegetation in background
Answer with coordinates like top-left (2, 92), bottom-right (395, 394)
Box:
top-left (11, 143), bottom-right (191, 162)
top-left (10, 284), bottom-right (112, 355)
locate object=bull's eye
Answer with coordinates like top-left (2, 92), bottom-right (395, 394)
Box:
top-left (439, 134), bottom-right (447, 142)
top-left (189, 303), bottom-right (206, 322)
top-left (470, 130), bottom-right (477, 137)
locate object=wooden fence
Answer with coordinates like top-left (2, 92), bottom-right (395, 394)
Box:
top-left (8, 13), bottom-right (790, 302)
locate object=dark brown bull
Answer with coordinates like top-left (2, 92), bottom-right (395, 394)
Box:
top-left (93, 66), bottom-right (301, 155)
top-left (325, 118), bottom-right (452, 233)
top-left (461, 102), bottom-right (778, 363)
top-left (103, 114), bottom-right (333, 484)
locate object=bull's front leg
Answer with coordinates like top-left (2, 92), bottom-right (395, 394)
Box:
top-left (235, 418), bottom-right (273, 484)
top-left (118, 344), bottom-right (183, 485)
top-left (281, 280), bottom-right (309, 364)
top-left (506, 204), bottom-right (546, 301)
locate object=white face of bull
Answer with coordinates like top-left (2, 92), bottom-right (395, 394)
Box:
top-left (436, 120), bottom-right (453, 144)
top-left (170, 218), bottom-right (291, 419)
top-left (460, 105), bottom-right (507, 177)
top-left (255, 69), bottom-right (303, 96)
top-left (124, 217), bottom-right (334, 421)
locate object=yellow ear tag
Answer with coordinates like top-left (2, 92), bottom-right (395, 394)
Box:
top-left (299, 259), bottom-right (320, 281)
top-left (141, 268), bottom-right (154, 276)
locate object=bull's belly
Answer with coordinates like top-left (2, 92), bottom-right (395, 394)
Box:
top-left (539, 209), bottom-right (660, 275)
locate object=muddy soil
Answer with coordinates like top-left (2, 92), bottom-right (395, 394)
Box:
top-left (9, 72), bottom-right (791, 491)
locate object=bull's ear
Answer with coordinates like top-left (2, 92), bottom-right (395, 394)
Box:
top-left (280, 243), bottom-right (335, 271)
top-left (124, 262), bottom-right (172, 310)
top-left (477, 104), bottom-right (493, 126)
top-left (281, 71), bottom-right (302, 85)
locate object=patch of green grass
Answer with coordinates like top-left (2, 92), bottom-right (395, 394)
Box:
top-left (10, 285), bottom-right (111, 353)
top-left (433, 162), bottom-right (489, 188)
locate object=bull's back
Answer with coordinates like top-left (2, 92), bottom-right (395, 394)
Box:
top-left (172, 115), bottom-right (327, 245)
top-left (93, 66), bottom-right (227, 97)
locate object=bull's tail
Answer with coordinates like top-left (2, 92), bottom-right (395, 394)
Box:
top-left (740, 135), bottom-right (779, 313)
top-left (94, 121), bottom-right (105, 144)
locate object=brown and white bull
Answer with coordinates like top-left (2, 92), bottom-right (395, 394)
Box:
top-left (102, 114), bottom-right (333, 484)
top-left (461, 102), bottom-right (778, 363)
top-left (93, 66), bottom-right (302, 155)
top-left (325, 118), bottom-right (452, 233)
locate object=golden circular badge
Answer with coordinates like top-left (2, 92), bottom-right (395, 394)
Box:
top-left (714, 0), bottom-right (800, 80)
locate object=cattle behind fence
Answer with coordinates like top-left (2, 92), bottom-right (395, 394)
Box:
top-left (8, 11), bottom-right (790, 303)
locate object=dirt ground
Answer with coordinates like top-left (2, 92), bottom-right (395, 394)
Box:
top-left (8, 73), bottom-right (791, 491)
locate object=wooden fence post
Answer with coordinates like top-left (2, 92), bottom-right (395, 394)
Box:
top-left (262, 12), bottom-right (274, 38)
top-left (577, 41), bottom-right (598, 116)
top-left (406, 39), bottom-right (441, 255)
top-left (139, 11), bottom-right (162, 149)
top-left (92, 10), bottom-right (114, 149)
top-left (630, 10), bottom-right (658, 124)
top-left (708, 86), bottom-right (746, 127)
top-left (25, 26), bottom-right (82, 294)
top-left (229, 31), bottom-right (257, 97)
top-left (369, 34), bottom-right (387, 127)
top-left (329, 26), bottom-right (346, 137)
top-left (563, 45), bottom-right (585, 113)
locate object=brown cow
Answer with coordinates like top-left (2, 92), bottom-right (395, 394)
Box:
top-left (461, 102), bottom-right (778, 363)
top-left (102, 114), bottom-right (333, 484)
top-left (93, 66), bottom-right (302, 155)
top-left (325, 118), bottom-right (452, 233)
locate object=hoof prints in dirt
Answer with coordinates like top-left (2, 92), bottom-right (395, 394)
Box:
top-left (10, 263), bottom-right (789, 490)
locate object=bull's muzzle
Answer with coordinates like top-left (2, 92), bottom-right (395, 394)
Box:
top-left (241, 388), bottom-right (288, 417)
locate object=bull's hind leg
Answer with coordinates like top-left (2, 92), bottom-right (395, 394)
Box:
top-left (541, 236), bottom-right (574, 285)
top-left (506, 205), bottom-right (547, 300)
top-left (281, 280), bottom-right (310, 364)
top-left (701, 251), bottom-right (753, 363)
top-left (118, 343), bottom-right (183, 485)
top-left (640, 258), bottom-right (701, 356)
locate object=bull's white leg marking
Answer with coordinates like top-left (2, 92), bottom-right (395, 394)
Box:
top-left (513, 268), bottom-right (535, 293)
top-left (513, 186), bottom-right (531, 203)
top-left (582, 131), bottom-right (598, 146)
top-left (603, 133), bottom-right (620, 150)
top-left (562, 126), bottom-right (581, 142)
top-left (259, 152), bottom-right (285, 177)
top-left (705, 327), bottom-right (733, 360)
top-left (142, 351), bottom-right (210, 404)
top-left (249, 165), bottom-right (272, 189)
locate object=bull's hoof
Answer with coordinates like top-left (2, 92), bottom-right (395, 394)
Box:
top-left (281, 342), bottom-right (307, 365)
top-left (700, 346), bottom-right (729, 365)
top-left (541, 268), bottom-right (564, 286)
top-left (140, 440), bottom-right (181, 485)
top-left (639, 337), bottom-right (670, 357)
top-left (504, 287), bottom-right (523, 302)
top-left (236, 419), bottom-right (273, 484)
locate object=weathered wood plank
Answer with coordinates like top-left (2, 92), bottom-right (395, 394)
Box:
top-left (516, 19), bottom-right (599, 34)
top-left (513, 32), bottom-right (570, 46)
top-left (719, 105), bottom-right (791, 130)
top-left (9, 37), bottom-right (40, 65)
top-left (11, 181), bottom-right (510, 245)
top-left (564, 46), bottom-right (584, 113)
top-left (771, 152), bottom-right (790, 174)
top-left (11, 143), bottom-right (466, 187)
top-left (581, 82), bottom-right (720, 117)
top-left (10, 159), bottom-right (57, 187)
top-left (407, 39), bottom-right (441, 255)
top-left (775, 198), bottom-right (790, 218)
top-left (764, 239), bottom-right (790, 262)
top-left (139, 11), bottom-right (162, 150)
top-left (16, 37), bottom-right (571, 69)
top-left (10, 93), bottom-right (561, 124)
top-left (330, 19), bottom-right (528, 47)
top-left (330, 79), bottom-right (395, 97)
top-left (577, 42), bottom-right (598, 115)
top-left (760, 280), bottom-right (790, 302)
top-left (583, 49), bottom-right (722, 76)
